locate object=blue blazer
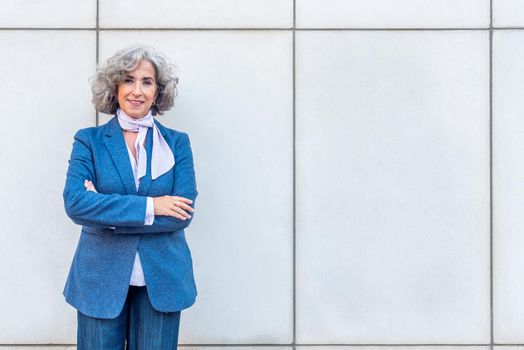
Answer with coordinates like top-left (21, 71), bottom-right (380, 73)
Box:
top-left (63, 116), bottom-right (198, 319)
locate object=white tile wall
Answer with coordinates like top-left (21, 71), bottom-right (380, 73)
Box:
top-left (0, 348), bottom-right (76, 350)
top-left (99, 0), bottom-right (293, 28)
top-left (494, 0), bottom-right (524, 27)
top-left (493, 30), bottom-right (524, 343)
top-left (0, 31), bottom-right (95, 343)
top-left (100, 31), bottom-right (294, 343)
top-left (298, 347), bottom-right (489, 350)
top-left (0, 0), bottom-right (515, 346)
top-left (0, 1), bottom-right (95, 28)
top-left (296, 0), bottom-right (489, 28)
top-left (296, 31), bottom-right (490, 343)
top-left (183, 348), bottom-right (291, 350)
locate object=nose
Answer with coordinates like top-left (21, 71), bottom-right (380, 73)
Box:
top-left (131, 82), bottom-right (142, 95)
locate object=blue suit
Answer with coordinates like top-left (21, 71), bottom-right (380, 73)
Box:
top-left (63, 116), bottom-right (198, 319)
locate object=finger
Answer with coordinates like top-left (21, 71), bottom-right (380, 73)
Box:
top-left (169, 208), bottom-right (187, 220)
top-left (174, 201), bottom-right (194, 213)
top-left (84, 180), bottom-right (98, 193)
top-left (171, 205), bottom-right (191, 219)
top-left (172, 196), bottom-right (193, 204)
top-left (173, 206), bottom-right (190, 218)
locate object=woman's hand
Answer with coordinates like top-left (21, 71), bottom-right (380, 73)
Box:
top-left (153, 196), bottom-right (194, 220)
top-left (84, 180), bottom-right (98, 193)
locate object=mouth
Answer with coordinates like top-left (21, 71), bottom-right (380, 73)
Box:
top-left (127, 99), bottom-right (145, 107)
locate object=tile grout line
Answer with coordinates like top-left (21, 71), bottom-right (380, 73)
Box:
top-left (95, 0), bottom-right (100, 127)
top-left (88, 27), bottom-right (491, 31)
top-left (3, 27), bottom-right (524, 31)
top-left (1, 343), bottom-right (517, 347)
top-left (292, 0), bottom-right (297, 347)
top-left (489, 0), bottom-right (494, 347)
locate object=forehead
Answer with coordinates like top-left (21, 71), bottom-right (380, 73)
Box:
top-left (127, 60), bottom-right (156, 78)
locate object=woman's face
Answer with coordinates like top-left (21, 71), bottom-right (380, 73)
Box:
top-left (117, 59), bottom-right (158, 119)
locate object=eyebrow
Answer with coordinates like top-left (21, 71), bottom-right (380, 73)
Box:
top-left (126, 74), bottom-right (155, 81)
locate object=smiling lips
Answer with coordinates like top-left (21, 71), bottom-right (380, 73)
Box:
top-left (127, 99), bottom-right (144, 107)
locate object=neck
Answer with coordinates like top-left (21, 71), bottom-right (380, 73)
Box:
top-left (117, 108), bottom-right (152, 121)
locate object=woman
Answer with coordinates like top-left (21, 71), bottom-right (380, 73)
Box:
top-left (62, 45), bottom-right (198, 349)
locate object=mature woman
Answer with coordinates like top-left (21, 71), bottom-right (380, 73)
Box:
top-left (62, 45), bottom-right (198, 349)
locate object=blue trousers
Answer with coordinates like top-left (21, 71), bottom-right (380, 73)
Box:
top-left (77, 286), bottom-right (181, 350)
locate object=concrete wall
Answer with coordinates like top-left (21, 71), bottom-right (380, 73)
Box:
top-left (0, 0), bottom-right (523, 347)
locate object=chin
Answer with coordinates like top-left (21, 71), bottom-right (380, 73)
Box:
top-left (124, 109), bottom-right (149, 119)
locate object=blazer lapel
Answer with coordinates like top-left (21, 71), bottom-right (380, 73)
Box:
top-left (104, 117), bottom-right (137, 195)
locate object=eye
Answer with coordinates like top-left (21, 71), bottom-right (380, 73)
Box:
top-left (124, 78), bottom-right (133, 84)
top-left (143, 80), bottom-right (153, 86)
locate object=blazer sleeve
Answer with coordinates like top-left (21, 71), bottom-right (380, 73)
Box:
top-left (114, 132), bottom-right (199, 235)
top-left (63, 128), bottom-right (148, 228)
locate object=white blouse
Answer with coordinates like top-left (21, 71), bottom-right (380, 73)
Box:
top-left (125, 140), bottom-right (155, 286)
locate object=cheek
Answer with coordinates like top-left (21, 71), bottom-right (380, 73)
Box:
top-left (148, 87), bottom-right (158, 100)
top-left (116, 85), bottom-right (130, 102)
top-left (116, 86), bottom-right (123, 100)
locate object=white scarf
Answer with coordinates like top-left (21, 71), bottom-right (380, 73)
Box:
top-left (117, 109), bottom-right (175, 180)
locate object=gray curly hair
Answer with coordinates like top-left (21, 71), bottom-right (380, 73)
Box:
top-left (91, 45), bottom-right (178, 116)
